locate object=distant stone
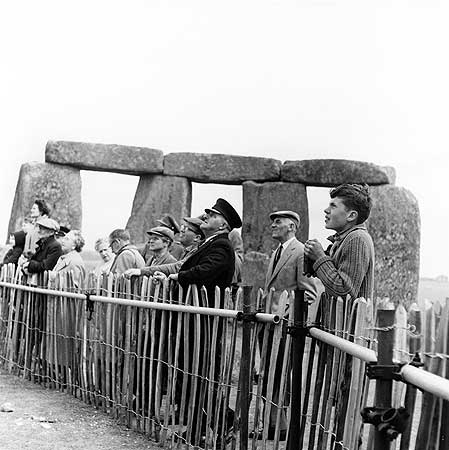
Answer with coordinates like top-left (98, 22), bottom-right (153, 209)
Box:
top-left (164, 153), bottom-right (281, 185)
top-left (242, 181), bottom-right (309, 254)
top-left (46, 140), bottom-right (164, 175)
top-left (366, 185), bottom-right (420, 307)
top-left (7, 162), bottom-right (82, 237)
top-left (126, 175), bottom-right (192, 244)
top-left (281, 159), bottom-right (395, 186)
top-left (241, 251), bottom-right (270, 292)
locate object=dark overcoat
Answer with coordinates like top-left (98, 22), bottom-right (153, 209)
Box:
top-left (28, 235), bottom-right (62, 273)
top-left (177, 233), bottom-right (235, 307)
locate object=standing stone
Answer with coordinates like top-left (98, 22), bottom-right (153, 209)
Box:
top-left (281, 159), bottom-right (396, 186)
top-left (241, 251), bottom-right (270, 291)
top-left (366, 185), bottom-right (420, 307)
top-left (126, 175), bottom-right (192, 244)
top-left (7, 162), bottom-right (82, 238)
top-left (46, 140), bottom-right (164, 175)
top-left (242, 181), bottom-right (309, 254)
top-left (164, 153), bottom-right (281, 185)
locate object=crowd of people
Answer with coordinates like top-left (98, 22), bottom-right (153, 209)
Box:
top-left (1, 183), bottom-right (375, 442)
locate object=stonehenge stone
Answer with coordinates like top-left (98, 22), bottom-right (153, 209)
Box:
top-left (46, 140), bottom-right (164, 175)
top-left (366, 185), bottom-right (420, 307)
top-left (126, 175), bottom-right (192, 244)
top-left (241, 251), bottom-right (270, 292)
top-left (242, 181), bottom-right (309, 254)
top-left (164, 153), bottom-right (281, 185)
top-left (7, 162), bottom-right (82, 237)
top-left (281, 159), bottom-right (395, 186)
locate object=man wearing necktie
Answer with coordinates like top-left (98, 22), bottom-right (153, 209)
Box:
top-left (252, 210), bottom-right (317, 440)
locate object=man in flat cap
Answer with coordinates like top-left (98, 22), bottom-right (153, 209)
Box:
top-left (21, 217), bottom-right (63, 274)
top-left (253, 210), bottom-right (317, 440)
top-left (125, 217), bottom-right (205, 278)
top-left (156, 213), bottom-right (185, 260)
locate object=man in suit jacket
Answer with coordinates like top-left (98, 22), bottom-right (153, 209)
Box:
top-left (254, 210), bottom-right (317, 440)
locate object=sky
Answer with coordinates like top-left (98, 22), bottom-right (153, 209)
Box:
top-left (0, 1), bottom-right (448, 278)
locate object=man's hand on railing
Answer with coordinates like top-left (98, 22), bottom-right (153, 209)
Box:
top-left (168, 273), bottom-right (178, 282)
top-left (124, 268), bottom-right (142, 279)
top-left (153, 271), bottom-right (167, 283)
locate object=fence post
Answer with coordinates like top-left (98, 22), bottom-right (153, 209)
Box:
top-left (239, 285), bottom-right (253, 450)
top-left (373, 309), bottom-right (395, 450)
top-left (287, 289), bottom-right (307, 450)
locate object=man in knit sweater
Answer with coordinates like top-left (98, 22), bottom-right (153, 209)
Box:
top-left (304, 183), bottom-right (375, 302)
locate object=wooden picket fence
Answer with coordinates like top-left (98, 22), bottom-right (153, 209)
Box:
top-left (1, 261), bottom-right (449, 450)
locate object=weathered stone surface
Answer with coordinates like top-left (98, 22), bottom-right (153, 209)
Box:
top-left (7, 162), bottom-right (82, 237)
top-left (241, 251), bottom-right (270, 291)
top-left (46, 140), bottom-right (164, 175)
top-left (281, 159), bottom-right (395, 186)
top-left (126, 175), bottom-right (192, 244)
top-left (242, 181), bottom-right (309, 254)
top-left (164, 153), bottom-right (281, 185)
top-left (366, 185), bottom-right (420, 307)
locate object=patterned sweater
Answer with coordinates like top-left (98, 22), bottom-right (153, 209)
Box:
top-left (313, 225), bottom-right (375, 301)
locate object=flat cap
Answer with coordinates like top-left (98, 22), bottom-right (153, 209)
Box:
top-left (205, 198), bottom-right (242, 230)
top-left (269, 210), bottom-right (301, 227)
top-left (156, 214), bottom-right (181, 234)
top-left (183, 217), bottom-right (205, 238)
top-left (147, 226), bottom-right (175, 242)
top-left (36, 217), bottom-right (60, 232)
top-left (56, 225), bottom-right (71, 237)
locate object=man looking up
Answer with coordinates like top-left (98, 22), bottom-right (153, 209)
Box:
top-left (304, 183), bottom-right (375, 302)
top-left (168, 198), bottom-right (241, 308)
top-left (109, 229), bottom-right (145, 276)
top-left (125, 217), bottom-right (205, 278)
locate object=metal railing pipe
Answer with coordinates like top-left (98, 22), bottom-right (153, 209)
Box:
top-left (309, 327), bottom-right (377, 363)
top-left (0, 280), bottom-right (279, 323)
top-left (401, 365), bottom-right (449, 402)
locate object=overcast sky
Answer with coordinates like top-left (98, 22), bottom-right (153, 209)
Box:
top-left (0, 1), bottom-right (448, 278)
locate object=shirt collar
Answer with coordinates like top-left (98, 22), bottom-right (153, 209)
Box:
top-left (278, 236), bottom-right (296, 251)
top-left (327, 224), bottom-right (367, 244)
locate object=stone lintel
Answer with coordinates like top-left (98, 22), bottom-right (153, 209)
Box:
top-left (164, 153), bottom-right (281, 185)
top-left (281, 159), bottom-right (395, 186)
top-left (45, 140), bottom-right (164, 175)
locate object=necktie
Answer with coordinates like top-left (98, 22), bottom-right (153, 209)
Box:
top-left (272, 245), bottom-right (283, 272)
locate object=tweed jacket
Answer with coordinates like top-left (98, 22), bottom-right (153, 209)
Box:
top-left (313, 225), bottom-right (375, 301)
top-left (264, 237), bottom-right (317, 313)
top-left (177, 233), bottom-right (235, 307)
top-left (110, 244), bottom-right (145, 276)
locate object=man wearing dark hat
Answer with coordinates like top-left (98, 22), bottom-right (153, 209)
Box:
top-left (168, 199), bottom-right (241, 443)
top-left (168, 198), bottom-right (241, 305)
top-left (252, 210), bottom-right (317, 440)
top-left (125, 217), bottom-right (205, 278)
top-left (21, 217), bottom-right (63, 274)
